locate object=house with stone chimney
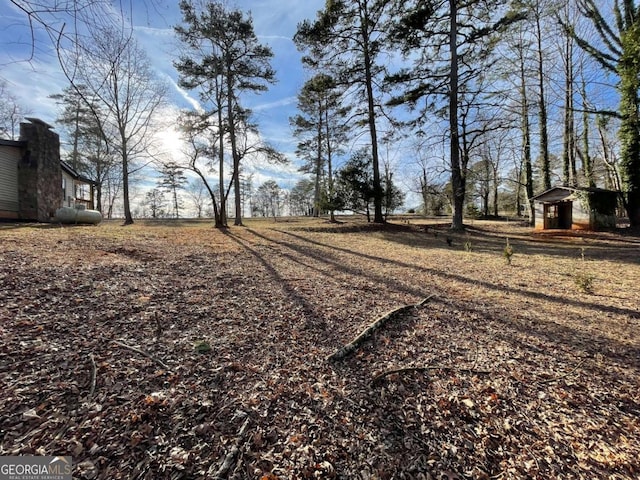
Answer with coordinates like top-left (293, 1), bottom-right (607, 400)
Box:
top-left (0, 118), bottom-right (95, 222)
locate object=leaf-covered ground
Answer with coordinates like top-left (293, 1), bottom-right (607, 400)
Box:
top-left (1, 218), bottom-right (639, 479)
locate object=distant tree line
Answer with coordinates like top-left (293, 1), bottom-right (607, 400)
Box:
top-left (4, 0), bottom-right (639, 227)
top-left (291, 0), bottom-right (640, 228)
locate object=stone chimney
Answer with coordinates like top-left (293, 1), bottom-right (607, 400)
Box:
top-left (18, 118), bottom-right (62, 221)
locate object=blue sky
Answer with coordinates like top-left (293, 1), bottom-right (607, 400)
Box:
top-left (8, 0), bottom-right (614, 213)
top-left (0, 0), bottom-right (329, 197)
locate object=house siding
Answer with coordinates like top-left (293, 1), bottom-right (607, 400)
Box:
top-left (62, 170), bottom-right (75, 207)
top-left (0, 145), bottom-right (20, 217)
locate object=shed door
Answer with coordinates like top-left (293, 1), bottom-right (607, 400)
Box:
top-left (558, 201), bottom-right (573, 229)
top-left (0, 146), bottom-right (20, 213)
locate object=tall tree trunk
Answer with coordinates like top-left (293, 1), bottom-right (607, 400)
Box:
top-left (72, 103), bottom-right (81, 171)
top-left (325, 106), bottom-right (336, 222)
top-left (96, 185), bottom-right (102, 213)
top-left (233, 160), bottom-right (242, 224)
top-left (95, 160), bottom-right (103, 213)
top-left (449, 0), bottom-right (464, 230)
top-left (518, 37), bottom-right (534, 224)
top-left (535, 8), bottom-right (551, 190)
top-left (619, 23), bottom-right (640, 226)
top-left (121, 125), bottom-right (133, 224)
top-left (314, 98), bottom-right (323, 217)
top-left (562, 30), bottom-right (576, 187)
top-left (122, 156), bottom-right (133, 224)
top-left (580, 73), bottom-right (595, 187)
top-left (514, 162), bottom-right (523, 217)
top-left (223, 60), bottom-right (244, 227)
top-left (492, 164), bottom-right (499, 217)
top-left (362, 32), bottom-right (384, 223)
top-left (217, 83), bottom-right (227, 228)
top-left (173, 185), bottom-right (179, 218)
top-left (421, 168), bottom-right (429, 214)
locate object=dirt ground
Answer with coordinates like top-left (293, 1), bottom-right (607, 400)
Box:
top-left (1, 217), bottom-right (639, 479)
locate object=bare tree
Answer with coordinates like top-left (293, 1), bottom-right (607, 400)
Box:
top-left (255, 180), bottom-right (282, 219)
top-left (178, 114), bottom-right (221, 223)
top-left (186, 179), bottom-right (207, 218)
top-left (5, 0), bottom-right (159, 66)
top-left (68, 27), bottom-right (167, 225)
top-left (0, 80), bottom-right (30, 140)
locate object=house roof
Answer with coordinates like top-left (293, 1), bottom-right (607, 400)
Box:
top-left (60, 160), bottom-right (96, 185)
top-left (531, 186), bottom-right (619, 203)
top-left (0, 138), bottom-right (26, 148)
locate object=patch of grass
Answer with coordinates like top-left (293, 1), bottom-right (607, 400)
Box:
top-left (503, 238), bottom-right (513, 265)
top-left (194, 340), bottom-right (212, 354)
top-left (574, 248), bottom-right (595, 294)
top-left (574, 271), bottom-right (595, 294)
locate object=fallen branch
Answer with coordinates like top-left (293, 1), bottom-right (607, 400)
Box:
top-left (154, 311), bottom-right (162, 338)
top-left (372, 365), bottom-right (491, 385)
top-left (88, 353), bottom-right (97, 399)
top-left (327, 295), bottom-right (435, 362)
top-left (213, 416), bottom-right (251, 479)
top-left (44, 417), bottom-right (72, 451)
top-left (536, 358), bottom-right (588, 385)
top-left (111, 340), bottom-right (171, 371)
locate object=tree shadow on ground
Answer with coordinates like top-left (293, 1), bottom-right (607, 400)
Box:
top-left (274, 229), bottom-right (639, 319)
top-left (248, 228), bottom-right (639, 370)
top-left (365, 223), bottom-right (640, 265)
top-left (221, 229), bottom-right (343, 346)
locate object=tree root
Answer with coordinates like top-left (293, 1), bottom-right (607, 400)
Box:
top-left (88, 353), bottom-right (97, 399)
top-left (327, 295), bottom-right (435, 362)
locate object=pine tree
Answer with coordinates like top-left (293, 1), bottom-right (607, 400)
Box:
top-left (51, 84), bottom-right (117, 213)
top-left (174, 0), bottom-right (276, 227)
top-left (290, 74), bottom-right (350, 221)
top-left (158, 163), bottom-right (188, 218)
top-left (387, 0), bottom-right (524, 229)
top-left (295, 0), bottom-right (390, 223)
top-left (335, 151), bottom-right (376, 222)
top-left (566, 0), bottom-right (640, 226)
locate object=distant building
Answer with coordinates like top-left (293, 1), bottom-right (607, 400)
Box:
top-left (0, 118), bottom-right (95, 222)
top-left (531, 186), bottom-right (619, 231)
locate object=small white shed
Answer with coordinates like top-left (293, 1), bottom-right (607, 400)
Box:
top-left (531, 186), bottom-right (619, 231)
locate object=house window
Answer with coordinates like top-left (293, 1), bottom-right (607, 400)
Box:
top-left (75, 183), bottom-right (91, 201)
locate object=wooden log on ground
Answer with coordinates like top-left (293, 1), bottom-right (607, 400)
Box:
top-left (213, 416), bottom-right (251, 479)
top-left (327, 294), bottom-right (435, 362)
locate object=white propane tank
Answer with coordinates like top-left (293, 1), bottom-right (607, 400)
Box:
top-left (54, 206), bottom-right (102, 225)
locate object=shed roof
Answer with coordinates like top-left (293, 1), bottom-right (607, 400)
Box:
top-left (531, 186), bottom-right (618, 203)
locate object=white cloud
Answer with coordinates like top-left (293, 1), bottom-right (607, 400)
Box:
top-left (252, 96), bottom-right (297, 112)
top-left (164, 75), bottom-right (202, 112)
top-left (0, 58), bottom-right (68, 125)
